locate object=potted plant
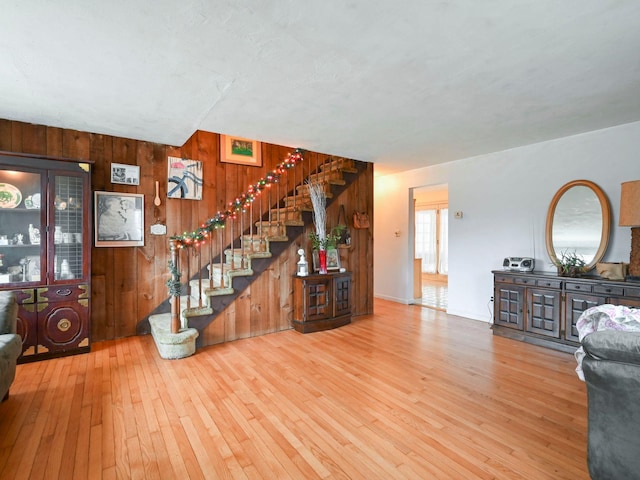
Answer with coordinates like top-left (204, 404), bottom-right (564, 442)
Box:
top-left (553, 250), bottom-right (586, 277)
top-left (308, 225), bottom-right (346, 251)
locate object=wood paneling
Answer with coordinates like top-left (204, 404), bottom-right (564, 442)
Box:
top-left (0, 119), bottom-right (373, 343)
top-left (0, 299), bottom-right (589, 479)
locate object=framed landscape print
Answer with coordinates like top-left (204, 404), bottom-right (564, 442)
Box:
top-left (220, 135), bottom-right (262, 167)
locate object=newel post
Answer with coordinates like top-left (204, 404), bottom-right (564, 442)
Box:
top-left (169, 238), bottom-right (181, 334)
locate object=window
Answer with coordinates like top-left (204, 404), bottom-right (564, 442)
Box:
top-left (415, 204), bottom-right (448, 274)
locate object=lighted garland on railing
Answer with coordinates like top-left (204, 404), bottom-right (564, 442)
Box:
top-left (170, 148), bottom-right (305, 249)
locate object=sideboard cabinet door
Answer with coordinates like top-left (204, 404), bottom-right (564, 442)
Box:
top-left (293, 272), bottom-right (352, 334)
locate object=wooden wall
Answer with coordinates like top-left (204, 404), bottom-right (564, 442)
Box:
top-left (0, 119), bottom-right (373, 343)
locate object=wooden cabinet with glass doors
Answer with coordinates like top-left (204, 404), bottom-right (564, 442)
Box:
top-left (0, 152), bottom-right (92, 363)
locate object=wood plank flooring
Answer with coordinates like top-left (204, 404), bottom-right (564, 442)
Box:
top-left (0, 299), bottom-right (589, 479)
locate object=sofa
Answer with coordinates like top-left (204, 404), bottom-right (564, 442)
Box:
top-left (0, 291), bottom-right (22, 402)
top-left (581, 328), bottom-right (640, 479)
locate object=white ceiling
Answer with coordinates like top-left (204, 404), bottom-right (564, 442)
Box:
top-left (2, 1), bottom-right (640, 176)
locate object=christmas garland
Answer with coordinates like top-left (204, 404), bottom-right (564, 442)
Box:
top-left (170, 148), bottom-right (304, 249)
top-left (166, 259), bottom-right (182, 297)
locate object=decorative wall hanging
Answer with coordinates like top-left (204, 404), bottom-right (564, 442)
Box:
top-left (94, 191), bottom-right (144, 247)
top-left (168, 157), bottom-right (203, 200)
top-left (110, 163), bottom-right (140, 185)
top-left (220, 135), bottom-right (262, 166)
top-left (353, 210), bottom-right (370, 229)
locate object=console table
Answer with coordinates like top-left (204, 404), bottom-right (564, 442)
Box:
top-left (293, 272), bottom-right (352, 333)
top-left (492, 270), bottom-right (640, 353)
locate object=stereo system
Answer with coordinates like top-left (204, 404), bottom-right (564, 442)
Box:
top-left (503, 257), bottom-right (535, 272)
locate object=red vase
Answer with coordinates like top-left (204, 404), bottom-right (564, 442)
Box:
top-left (318, 249), bottom-right (328, 274)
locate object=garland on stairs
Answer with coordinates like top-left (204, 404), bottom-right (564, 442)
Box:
top-left (166, 259), bottom-right (182, 297)
top-left (170, 148), bottom-right (304, 249)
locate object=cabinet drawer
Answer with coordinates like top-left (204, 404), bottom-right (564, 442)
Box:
top-left (37, 284), bottom-right (90, 303)
top-left (536, 279), bottom-right (562, 289)
top-left (565, 282), bottom-right (592, 293)
top-left (514, 276), bottom-right (535, 286)
top-left (624, 287), bottom-right (640, 298)
top-left (494, 274), bottom-right (514, 284)
top-left (593, 285), bottom-right (624, 296)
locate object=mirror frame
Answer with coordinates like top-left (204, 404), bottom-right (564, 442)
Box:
top-left (545, 179), bottom-right (611, 272)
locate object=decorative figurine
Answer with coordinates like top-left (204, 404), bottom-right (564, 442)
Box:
top-left (19, 257), bottom-right (30, 282)
top-left (28, 224), bottom-right (40, 245)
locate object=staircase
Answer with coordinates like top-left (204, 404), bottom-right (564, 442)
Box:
top-left (137, 153), bottom-right (364, 357)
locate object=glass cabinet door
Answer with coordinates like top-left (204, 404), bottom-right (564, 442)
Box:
top-left (51, 173), bottom-right (85, 282)
top-left (0, 168), bottom-right (45, 286)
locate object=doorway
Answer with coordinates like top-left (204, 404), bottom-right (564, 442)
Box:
top-left (412, 185), bottom-right (448, 310)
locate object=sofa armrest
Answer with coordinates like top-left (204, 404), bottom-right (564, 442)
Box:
top-left (583, 330), bottom-right (640, 366)
top-left (0, 292), bottom-right (18, 335)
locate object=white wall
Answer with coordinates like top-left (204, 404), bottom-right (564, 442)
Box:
top-left (374, 121), bottom-right (640, 322)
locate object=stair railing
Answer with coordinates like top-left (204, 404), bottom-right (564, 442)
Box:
top-left (166, 149), bottom-right (306, 334)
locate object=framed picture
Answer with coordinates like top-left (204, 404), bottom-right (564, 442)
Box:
top-left (220, 135), bottom-right (262, 167)
top-left (94, 191), bottom-right (144, 247)
top-left (312, 247), bottom-right (341, 272)
top-left (110, 163), bottom-right (140, 185)
top-left (168, 157), bottom-right (203, 200)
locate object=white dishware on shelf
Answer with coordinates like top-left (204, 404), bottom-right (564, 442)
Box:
top-left (0, 183), bottom-right (22, 208)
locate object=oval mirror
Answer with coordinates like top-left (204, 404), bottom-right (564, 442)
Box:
top-left (545, 180), bottom-right (611, 272)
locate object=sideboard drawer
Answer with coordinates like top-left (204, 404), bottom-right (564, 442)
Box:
top-left (565, 282), bottom-right (592, 293)
top-left (593, 285), bottom-right (624, 296)
top-left (514, 276), bottom-right (535, 286)
top-left (494, 274), bottom-right (514, 284)
top-left (536, 279), bottom-right (562, 289)
top-left (624, 287), bottom-right (640, 298)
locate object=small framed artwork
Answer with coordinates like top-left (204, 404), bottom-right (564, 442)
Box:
top-left (312, 248), bottom-right (341, 272)
top-left (168, 157), bottom-right (203, 200)
top-left (110, 163), bottom-right (140, 185)
top-left (94, 191), bottom-right (144, 247)
top-left (220, 135), bottom-right (262, 167)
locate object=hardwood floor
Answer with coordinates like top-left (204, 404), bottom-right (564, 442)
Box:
top-left (0, 299), bottom-right (589, 479)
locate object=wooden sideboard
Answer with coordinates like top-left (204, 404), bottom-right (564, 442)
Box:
top-left (293, 272), bottom-right (352, 333)
top-left (492, 270), bottom-right (640, 353)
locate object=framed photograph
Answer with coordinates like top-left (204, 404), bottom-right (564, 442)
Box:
top-left (220, 135), bottom-right (262, 167)
top-left (94, 191), bottom-right (144, 247)
top-left (312, 247), bottom-right (341, 272)
top-left (168, 157), bottom-right (203, 200)
top-left (110, 163), bottom-right (140, 185)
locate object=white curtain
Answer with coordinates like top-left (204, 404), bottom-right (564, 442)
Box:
top-left (438, 208), bottom-right (449, 274)
top-left (415, 209), bottom-right (437, 273)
